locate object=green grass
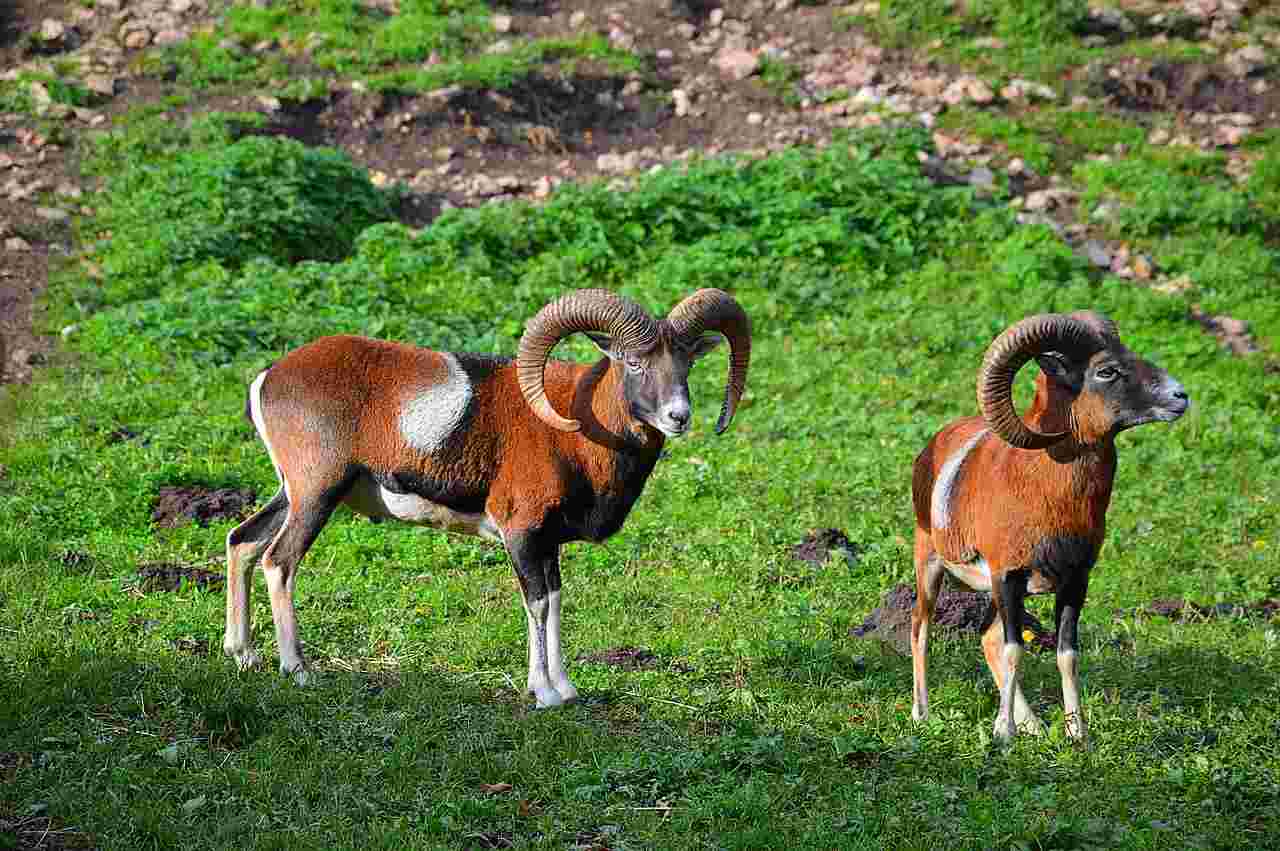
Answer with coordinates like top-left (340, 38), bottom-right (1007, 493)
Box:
top-left (3, 116), bottom-right (1279, 849)
top-left (146, 0), bottom-right (642, 95)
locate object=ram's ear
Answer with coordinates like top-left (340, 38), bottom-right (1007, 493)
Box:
top-left (1035, 352), bottom-right (1082, 392)
top-left (687, 333), bottom-right (725, 361)
top-left (584, 332), bottom-right (624, 361)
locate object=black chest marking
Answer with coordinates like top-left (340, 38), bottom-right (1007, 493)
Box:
top-left (373, 468), bottom-right (489, 515)
top-left (1029, 535), bottom-right (1098, 591)
top-left (565, 447), bottom-right (661, 543)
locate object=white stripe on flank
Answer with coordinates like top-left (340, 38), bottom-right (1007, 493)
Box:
top-left (398, 353), bottom-right (473, 454)
top-left (249, 370), bottom-right (289, 503)
top-left (931, 428), bottom-right (988, 530)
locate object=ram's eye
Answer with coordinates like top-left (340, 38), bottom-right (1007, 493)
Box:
top-left (1095, 366), bottom-right (1120, 381)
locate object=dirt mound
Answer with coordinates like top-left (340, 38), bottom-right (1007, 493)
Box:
top-left (136, 562), bottom-right (224, 594)
top-left (578, 646), bottom-right (660, 670)
top-left (1098, 60), bottom-right (1272, 115)
top-left (790, 528), bottom-right (859, 566)
top-left (151, 485), bottom-right (256, 528)
top-left (852, 583), bottom-right (1054, 654)
top-left (1140, 597), bottom-right (1280, 621)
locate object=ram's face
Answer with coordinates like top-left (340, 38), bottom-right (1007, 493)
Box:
top-left (588, 332), bottom-right (724, 437)
top-left (1039, 343), bottom-right (1190, 435)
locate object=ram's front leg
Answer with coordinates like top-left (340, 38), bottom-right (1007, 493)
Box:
top-left (1055, 574), bottom-right (1090, 745)
top-left (506, 531), bottom-right (568, 708)
top-left (543, 551), bottom-right (579, 703)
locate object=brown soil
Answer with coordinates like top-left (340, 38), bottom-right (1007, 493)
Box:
top-left (790, 528), bottom-right (859, 566)
top-left (1139, 596), bottom-right (1280, 621)
top-left (577, 645), bottom-right (660, 670)
top-left (135, 561), bottom-right (224, 593)
top-left (151, 485), bottom-right (257, 528)
top-left (852, 582), bottom-right (1054, 655)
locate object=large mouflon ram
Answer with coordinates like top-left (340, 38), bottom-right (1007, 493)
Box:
top-left (224, 288), bottom-right (751, 707)
top-left (910, 312), bottom-right (1189, 744)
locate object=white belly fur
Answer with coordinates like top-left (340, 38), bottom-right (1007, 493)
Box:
top-left (343, 475), bottom-right (503, 543)
top-left (941, 556), bottom-right (992, 592)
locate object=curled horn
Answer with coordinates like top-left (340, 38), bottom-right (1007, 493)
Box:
top-left (666, 288), bottom-right (752, 434)
top-left (517, 289), bottom-right (659, 431)
top-left (978, 313), bottom-right (1101, 450)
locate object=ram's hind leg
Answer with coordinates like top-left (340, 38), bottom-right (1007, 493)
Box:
top-left (260, 487), bottom-right (343, 685)
top-left (224, 490), bottom-right (289, 670)
top-left (543, 554), bottom-right (579, 703)
top-left (911, 530), bottom-right (944, 723)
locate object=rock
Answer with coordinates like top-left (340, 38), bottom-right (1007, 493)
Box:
top-left (713, 47), bottom-right (760, 81)
top-left (1225, 44), bottom-right (1267, 77)
top-left (966, 78), bottom-right (995, 104)
top-left (171, 0), bottom-right (194, 12)
top-left (672, 88), bottom-right (692, 116)
top-left (1148, 127), bottom-right (1171, 145)
top-left (709, 8), bottom-right (725, 27)
top-left (84, 74), bottom-right (117, 98)
top-left (569, 10), bottom-right (587, 28)
top-left (486, 38), bottom-right (513, 54)
top-left (1132, 255), bottom-right (1155, 280)
top-left (597, 151), bottom-right (640, 173)
top-left (1083, 240), bottom-right (1111, 268)
top-left (967, 166), bottom-right (995, 190)
top-left (153, 28), bottom-right (187, 46)
top-left (1214, 124), bottom-right (1250, 147)
top-left (1023, 190), bottom-right (1056, 212)
top-left (491, 13), bottom-right (513, 33)
top-left (5, 237), bottom-right (31, 252)
top-left (942, 76), bottom-right (994, 106)
top-left (675, 22), bottom-right (697, 39)
top-left (609, 27), bottom-right (634, 50)
top-left (257, 94), bottom-right (282, 111)
top-left (40, 18), bottom-right (67, 43)
top-left (843, 61), bottom-right (878, 88)
top-left (122, 26), bottom-right (153, 50)
top-left (1007, 157), bottom-right (1027, 177)
top-left (29, 82), bottom-right (52, 110)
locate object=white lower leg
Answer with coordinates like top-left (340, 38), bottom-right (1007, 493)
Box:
top-left (912, 621), bottom-right (929, 722)
top-left (523, 595), bottom-right (561, 708)
top-left (1058, 649), bottom-right (1088, 741)
top-left (545, 590), bottom-right (578, 702)
top-left (994, 643), bottom-right (1023, 741)
top-left (264, 564), bottom-right (308, 685)
top-left (223, 536), bottom-right (262, 669)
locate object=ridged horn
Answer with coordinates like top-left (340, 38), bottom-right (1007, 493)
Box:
top-left (978, 313), bottom-right (1101, 450)
top-left (666, 288), bottom-right (752, 434)
top-left (517, 289), bottom-right (659, 432)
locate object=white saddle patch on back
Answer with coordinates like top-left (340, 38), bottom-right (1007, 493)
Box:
top-left (398, 353), bottom-right (472, 454)
top-left (931, 428), bottom-right (988, 530)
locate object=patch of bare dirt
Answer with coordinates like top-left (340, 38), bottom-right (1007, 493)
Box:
top-left (1137, 596), bottom-right (1280, 621)
top-left (135, 561), bottom-right (224, 593)
top-left (170, 635), bottom-right (210, 656)
top-left (151, 485), bottom-right (256, 528)
top-left (851, 583), bottom-right (1054, 655)
top-left (790, 527), bottom-right (859, 566)
top-left (578, 646), bottom-right (660, 670)
top-left (1097, 59), bottom-right (1279, 116)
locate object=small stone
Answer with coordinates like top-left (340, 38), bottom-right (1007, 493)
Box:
top-left (1083, 240), bottom-right (1112, 269)
top-left (713, 47), bottom-right (760, 81)
top-left (1007, 157), bottom-right (1026, 176)
top-left (153, 29), bottom-right (186, 46)
top-left (84, 75), bottom-right (117, 98)
top-left (171, 0), bottom-right (194, 12)
top-left (1023, 190), bottom-right (1055, 212)
top-left (36, 207), bottom-right (69, 223)
top-left (257, 95), bottom-right (281, 112)
top-left (709, 9), bottom-right (725, 27)
top-left (967, 166), bottom-right (995, 189)
top-left (1225, 44), bottom-right (1267, 77)
top-left (672, 88), bottom-right (692, 117)
top-left (569, 11), bottom-right (587, 28)
top-left (40, 19), bottom-right (66, 43)
top-left (656, 48), bottom-right (674, 62)
top-left (122, 27), bottom-right (152, 49)
top-left (1132, 255), bottom-right (1155, 280)
top-left (486, 39), bottom-right (513, 54)
top-left (966, 78), bottom-right (995, 104)
top-left (746, 112), bottom-right (764, 125)
top-left (491, 14), bottom-right (513, 33)
top-left (5, 236), bottom-right (31, 252)
top-left (435, 146), bottom-right (455, 161)
top-left (1148, 127), bottom-right (1171, 145)
top-left (1214, 124), bottom-right (1250, 147)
